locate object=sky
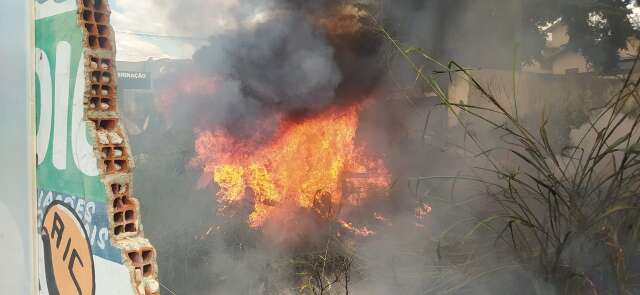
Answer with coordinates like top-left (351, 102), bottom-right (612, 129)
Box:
top-left (111, 0), bottom-right (640, 62)
top-left (111, 0), bottom-right (206, 61)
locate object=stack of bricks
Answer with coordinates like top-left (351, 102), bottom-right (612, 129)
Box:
top-left (77, 1), bottom-right (160, 294)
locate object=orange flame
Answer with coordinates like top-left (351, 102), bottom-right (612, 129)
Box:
top-left (194, 105), bottom-right (391, 230)
top-left (338, 220), bottom-right (376, 237)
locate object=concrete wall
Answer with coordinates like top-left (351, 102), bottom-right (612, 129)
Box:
top-left (551, 51), bottom-right (590, 74)
top-left (447, 69), bottom-right (619, 128)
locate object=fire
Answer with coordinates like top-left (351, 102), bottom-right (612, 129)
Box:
top-left (194, 105), bottom-right (391, 230)
top-left (338, 220), bottom-right (376, 237)
top-left (212, 165), bottom-right (245, 203)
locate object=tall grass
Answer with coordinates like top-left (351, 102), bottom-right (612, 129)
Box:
top-left (381, 25), bottom-right (640, 294)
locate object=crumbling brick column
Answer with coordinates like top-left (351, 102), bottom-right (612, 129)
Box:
top-left (76, 1), bottom-right (160, 294)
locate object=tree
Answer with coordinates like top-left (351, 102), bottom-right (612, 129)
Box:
top-left (380, 0), bottom-right (638, 72)
top-left (557, 0), bottom-right (637, 71)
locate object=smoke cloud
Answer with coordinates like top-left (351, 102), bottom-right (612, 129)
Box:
top-left (130, 1), bottom-right (625, 294)
top-left (194, 13), bottom-right (341, 112)
top-left (153, 0), bottom-right (389, 136)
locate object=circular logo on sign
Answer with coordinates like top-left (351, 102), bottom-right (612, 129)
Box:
top-left (41, 201), bottom-right (95, 295)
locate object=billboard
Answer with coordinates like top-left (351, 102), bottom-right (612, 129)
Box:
top-left (35, 1), bottom-right (160, 294)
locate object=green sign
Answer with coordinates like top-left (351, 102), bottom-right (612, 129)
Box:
top-left (35, 5), bottom-right (106, 201)
top-left (35, 1), bottom-right (137, 294)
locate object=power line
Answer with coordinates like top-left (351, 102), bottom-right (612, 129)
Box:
top-left (115, 30), bottom-right (209, 41)
top-left (158, 281), bottom-right (179, 295)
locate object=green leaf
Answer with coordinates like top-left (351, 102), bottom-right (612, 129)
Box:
top-left (403, 46), bottom-right (421, 54)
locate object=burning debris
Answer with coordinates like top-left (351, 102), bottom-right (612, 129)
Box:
top-left (338, 220), bottom-right (376, 237)
top-left (145, 1), bottom-right (397, 246)
top-left (193, 105), bottom-right (391, 236)
top-left (146, 0), bottom-right (436, 293)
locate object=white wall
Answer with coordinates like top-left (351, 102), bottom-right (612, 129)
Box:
top-left (0, 1), bottom-right (36, 294)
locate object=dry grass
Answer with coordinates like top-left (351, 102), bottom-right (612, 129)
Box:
top-left (381, 24), bottom-right (640, 294)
